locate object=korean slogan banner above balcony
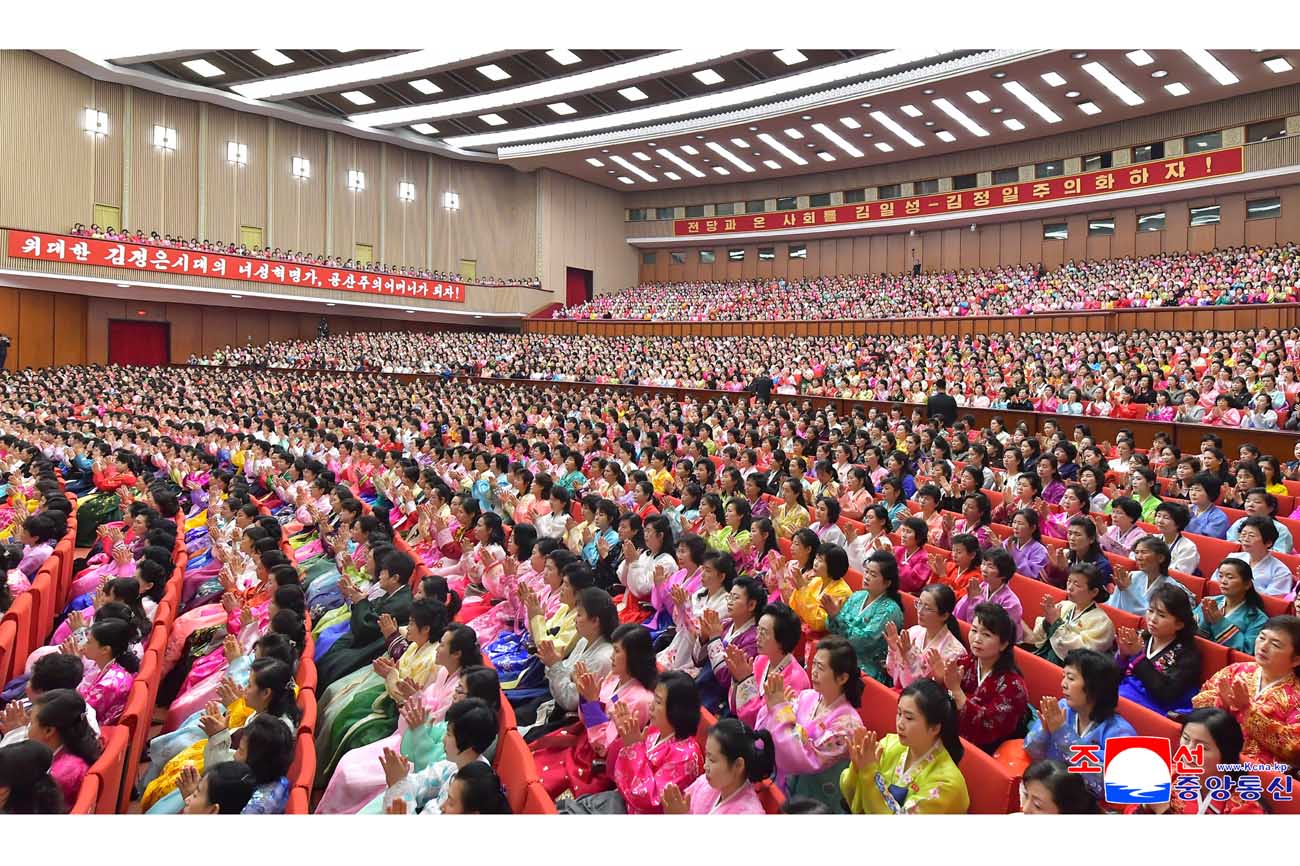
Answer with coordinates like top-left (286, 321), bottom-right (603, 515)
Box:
top-left (5, 231), bottom-right (467, 303)
top-left (673, 146), bottom-right (1245, 237)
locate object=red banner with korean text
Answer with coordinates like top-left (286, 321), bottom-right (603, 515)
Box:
top-left (672, 146), bottom-right (1245, 237)
top-left (5, 230), bottom-right (467, 304)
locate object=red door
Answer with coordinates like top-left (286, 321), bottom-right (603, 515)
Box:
top-left (108, 320), bottom-right (170, 366)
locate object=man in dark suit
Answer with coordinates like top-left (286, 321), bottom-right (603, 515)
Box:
top-left (0, 333), bottom-right (9, 369)
top-left (316, 549), bottom-right (415, 691)
top-left (925, 378), bottom-right (958, 426)
top-left (748, 371), bottom-right (774, 404)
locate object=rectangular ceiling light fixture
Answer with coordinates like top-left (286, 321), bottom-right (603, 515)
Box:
top-left (1001, 80), bottom-right (1061, 122)
top-left (869, 110), bottom-right (924, 147)
top-left (931, 97), bottom-right (988, 136)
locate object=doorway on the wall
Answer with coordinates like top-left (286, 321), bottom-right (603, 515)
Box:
top-left (565, 267), bottom-right (592, 306)
top-left (108, 320), bottom-right (170, 366)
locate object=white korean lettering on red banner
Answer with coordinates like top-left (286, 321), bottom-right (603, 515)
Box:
top-left (6, 231), bottom-right (467, 304)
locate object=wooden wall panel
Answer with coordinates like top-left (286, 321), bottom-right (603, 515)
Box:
top-left (1111, 209), bottom-right (1136, 259)
top-left (332, 134), bottom-right (381, 257)
top-left (1280, 186), bottom-right (1300, 244)
top-left (1164, 200), bottom-right (1190, 252)
top-left (1064, 214), bottom-right (1087, 263)
top-left (0, 286), bottom-right (18, 370)
top-left (130, 90), bottom-right (200, 240)
top-left (1245, 212), bottom-right (1278, 247)
top-left (92, 82), bottom-right (125, 214)
top-left (1020, 221), bottom-right (1042, 267)
top-left (15, 290), bottom-right (54, 369)
top-left (52, 293), bottom-right (87, 366)
top-left (869, 235), bottom-right (888, 274)
top-left (886, 234), bottom-right (906, 274)
top-left (204, 105), bottom-right (243, 243)
top-left (200, 306), bottom-right (238, 354)
top-left (1216, 193), bottom-right (1246, 248)
top-left (167, 304), bottom-right (202, 363)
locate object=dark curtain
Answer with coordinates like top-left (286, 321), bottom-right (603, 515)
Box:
top-left (108, 320), bottom-right (169, 366)
top-left (565, 267), bottom-right (592, 306)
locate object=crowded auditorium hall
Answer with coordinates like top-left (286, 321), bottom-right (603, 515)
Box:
top-left (3, 23), bottom-right (1300, 837)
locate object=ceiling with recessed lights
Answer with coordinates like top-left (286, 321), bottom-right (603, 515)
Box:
top-left (50, 48), bottom-right (1299, 190)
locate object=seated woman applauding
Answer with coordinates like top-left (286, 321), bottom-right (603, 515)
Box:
top-left (756, 634), bottom-right (864, 812)
top-left (840, 678), bottom-right (970, 814)
top-left (1115, 584), bottom-right (1202, 716)
top-left (1024, 563), bottom-right (1116, 664)
top-left (934, 603), bottom-right (1029, 754)
top-left (1025, 649), bottom-right (1135, 797)
top-left (727, 602), bottom-right (809, 727)
top-left (559, 671), bottom-right (703, 813)
top-left (174, 713), bottom-right (295, 814)
top-left (660, 718), bottom-right (774, 815)
top-left (379, 697), bottom-right (497, 815)
top-left (1196, 559), bottom-right (1269, 653)
top-left (1124, 708), bottom-right (1263, 814)
top-left (531, 623), bottom-right (657, 800)
top-left (824, 550), bottom-right (905, 686)
top-left (884, 584), bottom-right (967, 690)
top-left (1192, 615), bottom-right (1300, 769)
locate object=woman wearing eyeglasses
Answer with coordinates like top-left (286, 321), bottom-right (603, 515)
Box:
top-left (884, 584), bottom-right (968, 690)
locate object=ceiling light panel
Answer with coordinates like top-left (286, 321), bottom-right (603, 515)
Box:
top-left (585, 157), bottom-right (603, 167)
top-left (713, 166), bottom-right (730, 175)
top-left (935, 130), bottom-right (957, 142)
top-left (839, 116), bottom-right (861, 129)
top-left (663, 171), bottom-right (681, 180)
top-left (1002, 118), bottom-right (1025, 130)
top-left (1126, 49), bottom-right (1154, 66)
top-left (1164, 82), bottom-right (1190, 96)
top-left (679, 144), bottom-right (699, 155)
top-left (1077, 101), bottom-right (1100, 115)
top-left (730, 137), bottom-right (750, 148)
top-left (693, 68), bottom-right (725, 86)
top-left (409, 78), bottom-right (442, 95)
top-left (869, 110), bottom-right (924, 147)
top-left (478, 113), bottom-right (507, 126)
top-left (632, 151), bottom-right (650, 161)
top-left (477, 63), bottom-right (510, 81)
top-left (931, 97), bottom-right (988, 136)
top-left (966, 89), bottom-right (990, 103)
top-left (253, 49), bottom-right (293, 67)
top-left (548, 102), bottom-right (576, 115)
top-left (705, 141), bottom-right (756, 172)
top-left (784, 128), bottom-right (804, 139)
top-left (1264, 56), bottom-right (1293, 73)
top-left (183, 58), bottom-right (224, 78)
top-left (609, 154), bottom-right (657, 182)
top-left (811, 122), bottom-right (864, 157)
top-left (655, 147), bottom-right (705, 177)
top-left (816, 151), bottom-right (835, 162)
top-left (461, 47), bottom-right (966, 150)
top-left (773, 49), bottom-right (807, 65)
top-left (762, 159), bottom-right (781, 169)
top-left (617, 176), bottom-right (634, 185)
top-left (1183, 49), bottom-right (1238, 85)
top-left (874, 141), bottom-right (894, 152)
top-left (410, 122), bottom-right (438, 134)
top-left (352, 50), bottom-right (734, 127)
top-left (1040, 71), bottom-right (1066, 86)
top-left (341, 90), bottom-right (374, 105)
top-left (900, 104), bottom-right (923, 117)
top-left (547, 49), bottom-right (581, 66)
top-left (1081, 61), bottom-right (1143, 106)
top-left (756, 133), bottom-right (808, 166)
top-left (233, 49), bottom-right (483, 100)
top-left (1001, 80), bottom-right (1061, 122)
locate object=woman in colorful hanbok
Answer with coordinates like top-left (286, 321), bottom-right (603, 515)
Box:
top-left (1025, 648), bottom-right (1137, 797)
top-left (466, 525), bottom-right (538, 644)
top-left (824, 549), bottom-right (905, 686)
top-left (1123, 709), bottom-right (1265, 814)
top-left (936, 602), bottom-right (1028, 753)
top-left (755, 634), bottom-right (864, 812)
top-left (840, 679), bottom-right (970, 814)
top-left (531, 623), bottom-right (657, 800)
top-left (1116, 584), bottom-right (1202, 716)
top-left (558, 670), bottom-right (704, 813)
top-left (75, 619), bottom-right (139, 725)
top-left (615, 515), bottom-right (676, 626)
top-left (884, 584), bottom-right (968, 690)
top-left (727, 602), bottom-right (809, 727)
top-left (314, 599), bottom-right (448, 782)
top-left (378, 697), bottom-right (498, 815)
top-left (657, 552), bottom-right (733, 676)
top-left (1025, 563), bottom-right (1116, 664)
top-left (1195, 559), bottom-right (1271, 653)
top-left (787, 539), bottom-right (854, 647)
top-left (1192, 615), bottom-right (1300, 768)
top-left (142, 658), bottom-right (299, 813)
top-left (660, 718), bottom-right (772, 815)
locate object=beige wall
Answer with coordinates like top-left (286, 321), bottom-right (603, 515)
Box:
top-left (0, 51), bottom-right (544, 303)
top-left (537, 169), bottom-right (639, 301)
